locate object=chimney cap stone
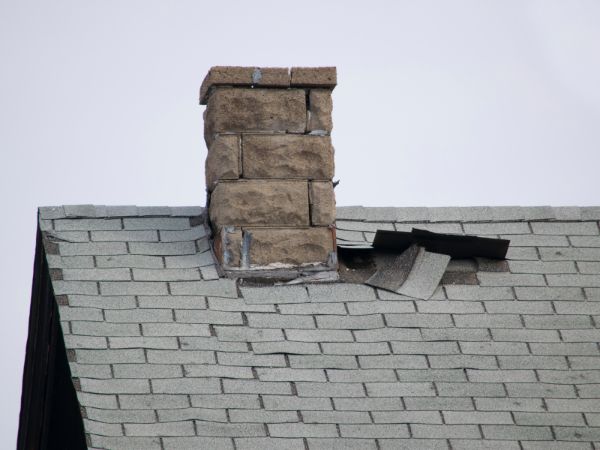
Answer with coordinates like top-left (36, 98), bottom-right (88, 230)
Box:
top-left (199, 66), bottom-right (336, 104)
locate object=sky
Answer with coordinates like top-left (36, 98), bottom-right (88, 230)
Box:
top-left (1, 0), bottom-right (600, 445)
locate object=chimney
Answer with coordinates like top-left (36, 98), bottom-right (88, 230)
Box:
top-left (200, 66), bottom-right (337, 277)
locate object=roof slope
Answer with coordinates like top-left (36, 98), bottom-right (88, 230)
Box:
top-left (38, 205), bottom-right (600, 449)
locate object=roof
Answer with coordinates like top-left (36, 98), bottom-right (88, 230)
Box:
top-left (35, 204), bottom-right (600, 449)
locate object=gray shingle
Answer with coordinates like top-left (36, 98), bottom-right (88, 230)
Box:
top-left (123, 217), bottom-right (190, 230)
top-left (160, 226), bottom-right (207, 242)
top-left (157, 408), bottom-right (227, 422)
top-left (306, 283), bottom-right (377, 302)
top-left (235, 437), bottom-right (304, 450)
top-left (223, 379), bottom-right (291, 395)
top-left (128, 241), bottom-right (196, 255)
top-left (132, 268), bottom-right (201, 281)
top-left (241, 285), bottom-right (308, 304)
top-left (54, 218), bottom-right (121, 231)
top-left (481, 424), bottom-right (552, 440)
top-left (125, 421), bottom-right (196, 436)
top-left (170, 279), bottom-right (238, 297)
top-left (411, 424), bottom-right (481, 439)
top-left (146, 350), bottom-right (215, 364)
top-left (80, 378), bottom-right (150, 394)
top-left (269, 423), bottom-right (337, 438)
top-left (531, 222), bottom-right (598, 235)
top-left (175, 309), bottom-right (244, 325)
top-left (163, 437), bottom-right (233, 450)
top-left (308, 438), bottom-right (378, 450)
top-left (152, 378), bottom-right (221, 394)
top-left (340, 424), bottom-right (410, 438)
top-left (118, 394), bottom-right (189, 409)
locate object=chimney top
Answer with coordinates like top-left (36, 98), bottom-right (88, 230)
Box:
top-left (200, 66), bottom-right (337, 104)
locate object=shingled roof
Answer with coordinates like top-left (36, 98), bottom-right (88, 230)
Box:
top-left (21, 204), bottom-right (600, 449)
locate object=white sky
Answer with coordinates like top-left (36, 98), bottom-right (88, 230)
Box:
top-left (1, 0), bottom-right (599, 445)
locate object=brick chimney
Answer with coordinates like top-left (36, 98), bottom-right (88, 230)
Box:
top-left (200, 66), bottom-right (337, 277)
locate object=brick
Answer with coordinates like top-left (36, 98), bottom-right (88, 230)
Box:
top-left (340, 424), bottom-right (409, 438)
top-left (205, 135), bottom-right (240, 189)
top-left (199, 66), bottom-right (254, 103)
top-left (296, 382), bottom-right (364, 397)
top-left (146, 350), bottom-right (214, 364)
top-left (163, 437), bottom-right (233, 450)
top-left (242, 227), bottom-right (334, 267)
top-left (263, 395), bottom-right (332, 411)
top-left (505, 383), bottom-right (575, 398)
top-left (80, 378), bottom-right (149, 394)
top-left (290, 67), bottom-right (336, 87)
top-left (223, 379), bottom-right (291, 395)
top-left (235, 438), bottom-right (304, 450)
top-left (310, 181), bottom-right (335, 225)
top-left (242, 134), bottom-right (333, 180)
top-left (169, 279), bottom-right (238, 297)
top-left (152, 378), bottom-right (220, 394)
top-left (436, 382), bottom-right (505, 397)
top-left (443, 411), bottom-right (513, 424)
top-left (217, 352), bottom-right (286, 367)
top-left (205, 87), bottom-right (305, 139)
top-left (481, 425), bottom-right (552, 440)
top-left (240, 285), bottom-right (308, 304)
top-left (411, 424), bottom-right (480, 439)
top-left (308, 89), bottom-right (333, 132)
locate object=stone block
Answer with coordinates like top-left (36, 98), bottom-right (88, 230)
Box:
top-left (253, 67), bottom-right (290, 87)
top-left (199, 66), bottom-right (254, 104)
top-left (291, 67), bottom-right (337, 87)
top-left (242, 227), bottom-right (335, 267)
top-left (205, 135), bottom-right (240, 189)
top-left (209, 181), bottom-right (309, 228)
top-left (204, 88), bottom-right (306, 142)
top-left (214, 226), bottom-right (242, 267)
top-left (308, 89), bottom-right (333, 132)
top-left (242, 135), bottom-right (334, 180)
top-left (310, 181), bottom-right (335, 226)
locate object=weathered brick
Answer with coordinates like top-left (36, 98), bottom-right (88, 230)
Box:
top-left (307, 89), bottom-right (333, 132)
top-left (205, 88), bottom-right (306, 139)
top-left (310, 181), bottom-right (335, 226)
top-left (206, 134), bottom-right (240, 189)
top-left (290, 67), bottom-right (336, 87)
top-left (242, 134), bottom-right (333, 179)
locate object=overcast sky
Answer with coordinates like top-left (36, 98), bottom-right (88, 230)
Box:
top-left (1, 0), bottom-right (600, 445)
